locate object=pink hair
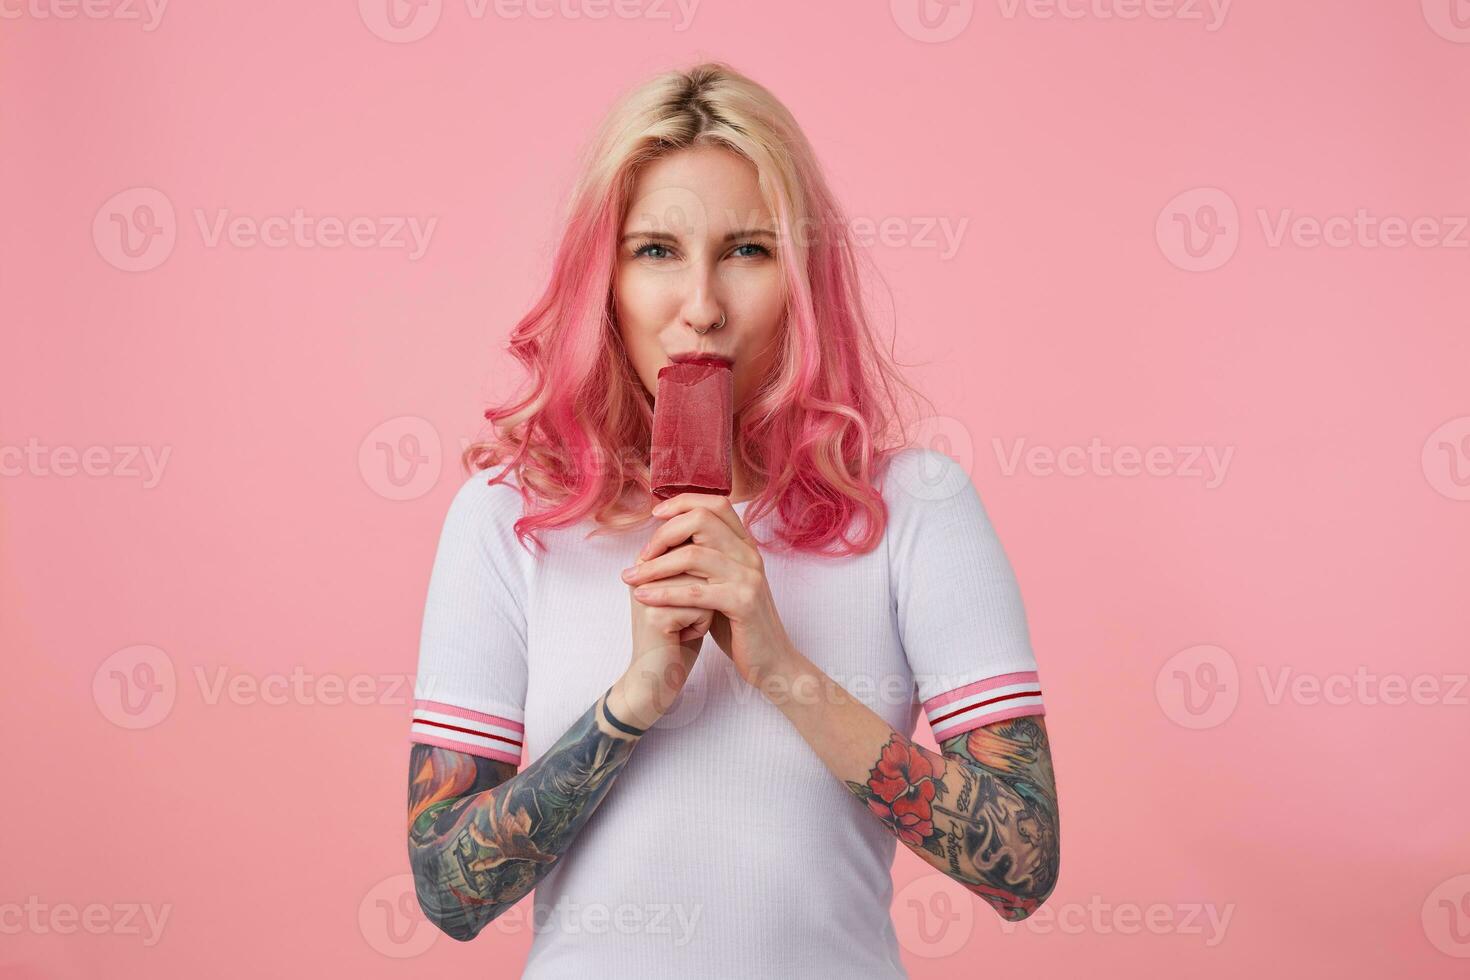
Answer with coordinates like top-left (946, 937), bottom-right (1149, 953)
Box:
top-left (464, 61), bottom-right (935, 558)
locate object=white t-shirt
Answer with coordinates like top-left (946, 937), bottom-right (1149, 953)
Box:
top-left (409, 447), bottom-right (1046, 979)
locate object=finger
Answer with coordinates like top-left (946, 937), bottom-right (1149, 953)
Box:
top-left (632, 579), bottom-right (735, 616)
top-left (651, 492), bottom-right (750, 543)
top-left (639, 507), bottom-right (751, 565)
top-left (622, 544), bottom-right (742, 587)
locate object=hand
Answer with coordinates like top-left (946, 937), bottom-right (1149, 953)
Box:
top-left (621, 560), bottom-right (715, 728)
top-left (620, 493), bottom-right (797, 690)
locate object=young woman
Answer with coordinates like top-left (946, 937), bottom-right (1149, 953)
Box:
top-left (405, 62), bottom-right (1059, 979)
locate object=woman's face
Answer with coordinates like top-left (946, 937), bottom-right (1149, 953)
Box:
top-left (614, 144), bottom-right (786, 414)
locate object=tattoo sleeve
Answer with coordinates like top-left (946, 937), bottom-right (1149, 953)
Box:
top-left (844, 715), bottom-right (1059, 921)
top-left (406, 690), bottom-right (642, 941)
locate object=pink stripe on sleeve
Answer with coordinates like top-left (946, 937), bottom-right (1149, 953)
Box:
top-left (413, 698), bottom-right (524, 732)
top-left (922, 670), bottom-right (1041, 712)
top-left (407, 732), bottom-right (521, 767)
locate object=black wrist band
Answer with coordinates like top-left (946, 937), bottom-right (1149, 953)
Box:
top-left (602, 688), bottom-right (647, 736)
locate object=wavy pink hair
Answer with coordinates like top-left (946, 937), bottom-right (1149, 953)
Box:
top-left (464, 61), bottom-right (935, 558)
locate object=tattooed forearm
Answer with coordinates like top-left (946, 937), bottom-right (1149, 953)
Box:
top-left (406, 691), bottom-right (642, 941)
top-left (844, 716), bottom-right (1059, 921)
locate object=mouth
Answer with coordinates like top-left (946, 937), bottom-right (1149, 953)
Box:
top-left (668, 352), bottom-right (734, 369)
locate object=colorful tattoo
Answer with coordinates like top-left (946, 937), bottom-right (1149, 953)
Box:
top-left (406, 693), bottom-right (641, 940)
top-left (846, 715), bottom-right (1059, 921)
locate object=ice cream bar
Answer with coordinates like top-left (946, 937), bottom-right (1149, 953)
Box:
top-left (650, 357), bottom-right (733, 499)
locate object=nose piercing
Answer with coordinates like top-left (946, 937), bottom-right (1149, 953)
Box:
top-left (694, 313), bottom-right (726, 336)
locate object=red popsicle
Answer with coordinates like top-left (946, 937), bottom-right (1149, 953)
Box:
top-left (650, 356), bottom-right (734, 499)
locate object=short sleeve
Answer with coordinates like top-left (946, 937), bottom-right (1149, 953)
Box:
top-left (885, 448), bottom-right (1045, 741)
top-left (408, 465), bottom-right (533, 765)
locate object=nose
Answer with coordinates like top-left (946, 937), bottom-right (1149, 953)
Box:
top-left (677, 265), bottom-right (725, 335)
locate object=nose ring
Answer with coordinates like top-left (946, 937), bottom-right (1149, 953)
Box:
top-left (694, 313), bottom-right (726, 336)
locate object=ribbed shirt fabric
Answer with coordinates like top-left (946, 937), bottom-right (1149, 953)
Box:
top-left (409, 447), bottom-right (1046, 979)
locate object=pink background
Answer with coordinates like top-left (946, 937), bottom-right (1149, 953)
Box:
top-left (3, 1), bottom-right (1468, 976)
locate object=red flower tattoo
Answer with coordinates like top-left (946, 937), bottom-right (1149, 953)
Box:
top-left (863, 739), bottom-right (940, 846)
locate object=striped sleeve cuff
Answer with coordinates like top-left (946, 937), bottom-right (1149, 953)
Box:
top-left (923, 670), bottom-right (1044, 740)
top-left (409, 699), bottom-right (524, 766)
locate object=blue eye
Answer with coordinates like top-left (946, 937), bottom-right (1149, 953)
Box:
top-left (630, 241), bottom-right (772, 260)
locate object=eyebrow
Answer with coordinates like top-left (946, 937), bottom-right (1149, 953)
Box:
top-left (619, 227), bottom-right (778, 246)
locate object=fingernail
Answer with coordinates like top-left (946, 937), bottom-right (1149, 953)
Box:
top-left (634, 586), bottom-right (652, 598)
top-left (621, 567), bottom-right (636, 580)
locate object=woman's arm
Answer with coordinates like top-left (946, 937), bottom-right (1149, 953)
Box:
top-left (406, 680), bottom-right (652, 941)
top-left (757, 649), bottom-right (1060, 921)
top-left (623, 492), bottom-right (1059, 919)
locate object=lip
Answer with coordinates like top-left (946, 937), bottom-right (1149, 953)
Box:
top-left (668, 352), bottom-right (734, 368)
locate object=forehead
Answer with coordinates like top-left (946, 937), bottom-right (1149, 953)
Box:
top-left (622, 145), bottom-right (772, 233)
